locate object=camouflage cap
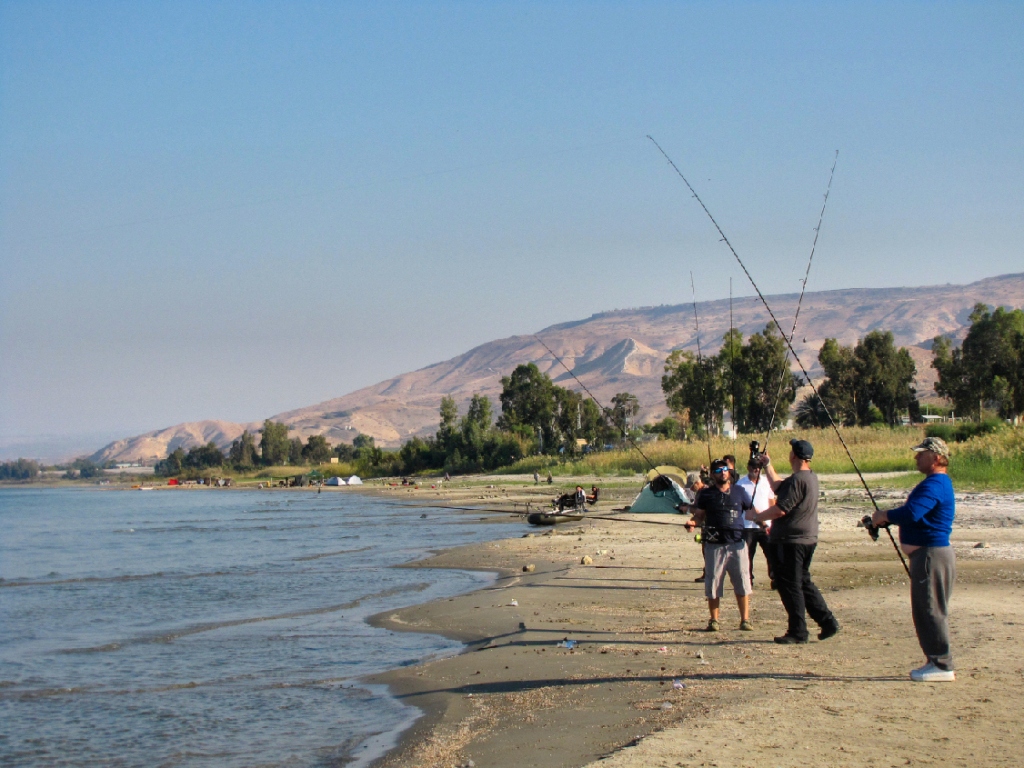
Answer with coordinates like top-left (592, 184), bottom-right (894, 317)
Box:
top-left (912, 436), bottom-right (950, 458)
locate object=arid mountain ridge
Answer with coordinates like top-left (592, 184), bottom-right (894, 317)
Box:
top-left (92, 273), bottom-right (1024, 463)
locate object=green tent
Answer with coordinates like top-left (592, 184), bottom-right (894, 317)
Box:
top-left (627, 473), bottom-right (690, 514)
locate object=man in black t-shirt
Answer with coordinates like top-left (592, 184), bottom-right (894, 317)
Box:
top-left (746, 439), bottom-right (840, 644)
top-left (687, 459), bottom-right (754, 632)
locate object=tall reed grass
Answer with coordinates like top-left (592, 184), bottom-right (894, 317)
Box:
top-left (498, 426), bottom-right (930, 477)
top-left (948, 426), bottom-right (1024, 490)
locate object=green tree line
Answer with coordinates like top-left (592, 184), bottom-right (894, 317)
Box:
top-left (661, 323), bottom-right (923, 433)
top-left (661, 323), bottom-right (801, 437)
top-left (388, 364), bottom-right (642, 476)
top-left (154, 420), bottom-right (377, 477)
top-left (933, 303), bottom-right (1024, 422)
top-left (794, 330), bottom-right (920, 428)
top-left (792, 303), bottom-right (1024, 429)
top-left (0, 458), bottom-right (41, 480)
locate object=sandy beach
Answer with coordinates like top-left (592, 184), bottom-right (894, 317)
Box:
top-left (364, 478), bottom-right (1024, 768)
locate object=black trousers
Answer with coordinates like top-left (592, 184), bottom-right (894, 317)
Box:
top-left (773, 542), bottom-right (835, 640)
top-left (743, 528), bottom-right (774, 583)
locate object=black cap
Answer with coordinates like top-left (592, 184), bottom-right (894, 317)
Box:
top-left (710, 458), bottom-right (729, 473)
top-left (790, 439), bottom-right (814, 460)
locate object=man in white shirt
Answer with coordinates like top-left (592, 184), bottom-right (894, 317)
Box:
top-left (736, 458), bottom-right (776, 588)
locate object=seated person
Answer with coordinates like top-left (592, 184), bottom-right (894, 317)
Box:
top-left (555, 485), bottom-right (588, 511)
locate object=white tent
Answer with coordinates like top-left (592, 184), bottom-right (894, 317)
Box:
top-left (325, 476), bottom-right (346, 486)
top-left (347, 475), bottom-right (363, 485)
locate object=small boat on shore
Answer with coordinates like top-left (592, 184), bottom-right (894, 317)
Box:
top-left (527, 510), bottom-right (586, 526)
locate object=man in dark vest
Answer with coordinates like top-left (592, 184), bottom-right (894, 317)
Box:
top-left (747, 439), bottom-right (840, 644)
top-left (687, 458), bottom-right (754, 631)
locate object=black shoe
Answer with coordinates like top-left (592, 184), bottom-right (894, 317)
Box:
top-left (774, 634), bottom-right (808, 645)
top-left (818, 621), bottom-right (840, 641)
top-left (769, 581), bottom-right (777, 591)
top-left (694, 574), bottom-right (705, 582)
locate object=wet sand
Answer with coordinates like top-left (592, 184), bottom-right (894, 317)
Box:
top-left (365, 481), bottom-right (1024, 768)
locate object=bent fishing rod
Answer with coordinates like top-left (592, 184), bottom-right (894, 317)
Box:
top-left (647, 136), bottom-right (909, 576)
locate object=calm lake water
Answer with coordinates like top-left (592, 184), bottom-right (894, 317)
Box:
top-left (0, 487), bottom-right (521, 767)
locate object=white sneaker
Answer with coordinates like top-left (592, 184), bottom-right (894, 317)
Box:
top-left (910, 662), bottom-right (955, 682)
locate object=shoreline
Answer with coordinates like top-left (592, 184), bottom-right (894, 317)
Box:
top-left (6, 479), bottom-right (1024, 765)
top-left (355, 488), bottom-right (1024, 768)
top-left (361, 557), bottom-right (520, 767)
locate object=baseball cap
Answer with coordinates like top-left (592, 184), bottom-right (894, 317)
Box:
top-left (790, 439), bottom-right (814, 460)
top-left (912, 436), bottom-right (950, 458)
top-left (710, 458), bottom-right (729, 474)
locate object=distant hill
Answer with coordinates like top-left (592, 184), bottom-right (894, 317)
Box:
top-left (92, 273), bottom-right (1024, 463)
top-left (91, 420), bottom-right (262, 465)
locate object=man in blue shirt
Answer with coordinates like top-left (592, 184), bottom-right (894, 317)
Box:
top-left (872, 436), bottom-right (956, 682)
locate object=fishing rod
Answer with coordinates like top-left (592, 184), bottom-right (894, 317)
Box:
top-left (690, 272), bottom-right (714, 467)
top-left (745, 151), bottom-right (838, 493)
top-left (761, 150), bottom-right (839, 450)
top-left (532, 334), bottom-right (665, 478)
top-left (729, 277), bottom-right (736, 448)
top-left (745, 152), bottom-right (836, 546)
top-left (647, 136), bottom-right (909, 577)
top-left (394, 500), bottom-right (696, 529)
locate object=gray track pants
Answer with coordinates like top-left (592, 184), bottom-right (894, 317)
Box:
top-left (909, 546), bottom-right (955, 671)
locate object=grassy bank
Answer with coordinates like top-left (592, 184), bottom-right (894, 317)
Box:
top-left (496, 425), bottom-right (1024, 491)
top-left (498, 427), bottom-right (929, 476)
top-left (11, 427), bottom-right (1019, 492)
top-left (949, 427), bottom-right (1024, 490)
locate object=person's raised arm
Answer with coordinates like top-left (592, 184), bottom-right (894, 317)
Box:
top-left (760, 453), bottom-right (784, 493)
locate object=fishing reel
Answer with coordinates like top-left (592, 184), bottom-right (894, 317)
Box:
top-left (749, 440), bottom-right (769, 467)
top-left (858, 514), bottom-right (887, 542)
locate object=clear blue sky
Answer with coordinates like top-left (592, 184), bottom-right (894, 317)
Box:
top-left (1, 1), bottom-right (1022, 452)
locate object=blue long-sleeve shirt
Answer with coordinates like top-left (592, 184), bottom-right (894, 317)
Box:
top-left (887, 473), bottom-right (956, 547)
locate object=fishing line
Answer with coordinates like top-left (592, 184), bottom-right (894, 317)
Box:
top-left (747, 151), bottom-right (837, 545)
top-left (761, 149), bottom-right (839, 451)
top-left (532, 334), bottom-right (664, 477)
top-left (729, 277), bottom-right (736, 447)
top-left (689, 272), bottom-right (714, 466)
top-left (647, 135), bottom-right (909, 577)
